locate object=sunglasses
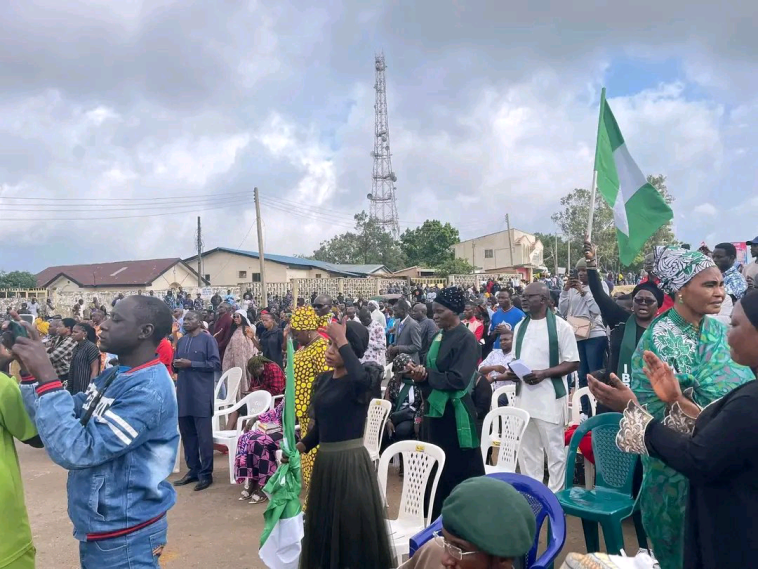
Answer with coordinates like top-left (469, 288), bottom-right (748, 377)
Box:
top-left (633, 297), bottom-right (657, 306)
top-left (312, 303), bottom-right (330, 310)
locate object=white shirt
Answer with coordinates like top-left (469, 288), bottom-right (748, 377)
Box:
top-left (371, 309), bottom-right (387, 329)
top-left (512, 316), bottom-right (579, 424)
top-left (28, 303), bottom-right (39, 317)
top-left (478, 349), bottom-right (515, 391)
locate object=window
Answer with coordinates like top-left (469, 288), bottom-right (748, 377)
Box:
top-left (204, 274), bottom-right (211, 283)
top-left (252, 273), bottom-right (261, 282)
top-left (484, 249), bottom-right (494, 259)
top-left (238, 270), bottom-right (247, 279)
top-left (315, 273), bottom-right (322, 278)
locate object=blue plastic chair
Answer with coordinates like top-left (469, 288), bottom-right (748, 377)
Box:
top-left (408, 473), bottom-right (567, 569)
top-left (555, 413), bottom-right (642, 555)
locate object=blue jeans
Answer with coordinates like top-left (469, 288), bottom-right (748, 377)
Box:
top-left (577, 336), bottom-right (607, 415)
top-left (79, 516), bottom-right (167, 569)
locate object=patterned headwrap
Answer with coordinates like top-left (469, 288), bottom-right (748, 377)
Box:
top-left (435, 286), bottom-right (466, 314)
top-left (392, 352), bottom-right (412, 373)
top-left (653, 246), bottom-right (716, 294)
top-left (290, 306), bottom-right (320, 331)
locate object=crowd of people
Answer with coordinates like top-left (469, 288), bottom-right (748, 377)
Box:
top-left (0, 235), bottom-right (757, 568)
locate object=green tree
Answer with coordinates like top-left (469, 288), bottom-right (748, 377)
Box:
top-left (534, 232), bottom-right (571, 274)
top-left (434, 257), bottom-right (475, 278)
top-left (400, 220), bottom-right (460, 268)
top-left (0, 271), bottom-right (37, 288)
top-left (310, 212), bottom-right (406, 271)
top-left (551, 174), bottom-right (677, 272)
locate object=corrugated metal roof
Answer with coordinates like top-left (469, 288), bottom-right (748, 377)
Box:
top-left (185, 248), bottom-right (383, 277)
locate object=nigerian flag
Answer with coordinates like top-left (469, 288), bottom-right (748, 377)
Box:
top-left (594, 88), bottom-right (673, 265)
top-left (259, 339), bottom-right (303, 568)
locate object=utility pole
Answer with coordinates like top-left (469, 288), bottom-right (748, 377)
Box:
top-left (196, 216), bottom-right (203, 287)
top-left (505, 214), bottom-right (515, 267)
top-left (567, 239), bottom-right (571, 271)
top-left (253, 187), bottom-right (268, 306)
top-left (554, 233), bottom-right (558, 275)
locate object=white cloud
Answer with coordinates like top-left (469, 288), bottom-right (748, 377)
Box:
top-left (1, 1), bottom-right (757, 272)
top-left (693, 203), bottom-right (718, 216)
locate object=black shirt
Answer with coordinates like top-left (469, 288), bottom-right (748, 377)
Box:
top-left (301, 344), bottom-right (373, 452)
top-left (259, 328), bottom-right (284, 369)
top-left (646, 380), bottom-right (758, 569)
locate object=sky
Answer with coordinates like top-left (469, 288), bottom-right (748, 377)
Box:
top-left (1, 0), bottom-right (756, 275)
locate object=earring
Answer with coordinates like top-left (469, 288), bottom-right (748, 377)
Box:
top-left (678, 296), bottom-right (684, 304)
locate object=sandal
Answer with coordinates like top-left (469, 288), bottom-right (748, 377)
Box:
top-left (249, 492), bottom-right (269, 505)
top-left (239, 481), bottom-right (254, 500)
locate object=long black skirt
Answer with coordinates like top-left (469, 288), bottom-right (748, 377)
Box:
top-left (300, 438), bottom-right (395, 569)
top-left (425, 398), bottom-right (485, 519)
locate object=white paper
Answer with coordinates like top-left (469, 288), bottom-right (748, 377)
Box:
top-left (507, 359), bottom-right (532, 380)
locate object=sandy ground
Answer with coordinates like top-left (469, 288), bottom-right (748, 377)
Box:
top-left (19, 444), bottom-right (639, 568)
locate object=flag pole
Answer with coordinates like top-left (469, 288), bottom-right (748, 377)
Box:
top-left (587, 87), bottom-right (606, 242)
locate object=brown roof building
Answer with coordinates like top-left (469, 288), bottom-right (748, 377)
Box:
top-left (37, 258), bottom-right (206, 293)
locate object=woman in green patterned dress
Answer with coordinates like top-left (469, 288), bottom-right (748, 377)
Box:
top-left (630, 247), bottom-right (754, 569)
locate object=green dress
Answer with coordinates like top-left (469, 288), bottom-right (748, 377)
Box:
top-left (630, 309), bottom-right (754, 569)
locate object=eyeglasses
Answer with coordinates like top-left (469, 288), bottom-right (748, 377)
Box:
top-left (432, 531), bottom-right (479, 561)
top-left (633, 297), bottom-right (657, 306)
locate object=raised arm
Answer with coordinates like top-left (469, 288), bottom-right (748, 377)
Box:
top-left (587, 267), bottom-right (630, 328)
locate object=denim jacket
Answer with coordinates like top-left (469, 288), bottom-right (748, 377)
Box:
top-left (21, 358), bottom-right (178, 541)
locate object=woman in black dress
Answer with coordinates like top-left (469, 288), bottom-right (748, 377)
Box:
top-left (67, 323), bottom-right (101, 394)
top-left (407, 286), bottom-right (485, 519)
top-left (589, 292), bottom-right (758, 569)
top-left (294, 318), bottom-right (393, 569)
top-left (252, 312), bottom-right (284, 369)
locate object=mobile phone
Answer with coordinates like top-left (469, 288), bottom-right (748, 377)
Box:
top-left (1, 321), bottom-right (28, 349)
top-left (569, 269), bottom-right (578, 280)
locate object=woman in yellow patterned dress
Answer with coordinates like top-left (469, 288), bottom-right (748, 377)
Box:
top-left (287, 306), bottom-right (329, 501)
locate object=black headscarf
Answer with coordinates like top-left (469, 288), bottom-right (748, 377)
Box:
top-left (345, 320), bottom-right (369, 359)
top-left (631, 281), bottom-right (665, 308)
top-left (435, 286), bottom-right (466, 314)
top-left (740, 290), bottom-right (758, 330)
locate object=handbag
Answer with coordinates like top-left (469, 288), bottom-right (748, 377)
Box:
top-left (567, 315), bottom-right (592, 340)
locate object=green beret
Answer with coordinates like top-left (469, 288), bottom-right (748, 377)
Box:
top-left (441, 477), bottom-right (536, 558)
top-left (575, 259), bottom-right (588, 269)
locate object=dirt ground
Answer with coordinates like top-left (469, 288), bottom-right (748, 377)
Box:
top-left (19, 445), bottom-right (639, 568)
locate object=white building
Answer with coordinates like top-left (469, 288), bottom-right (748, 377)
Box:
top-left (184, 247), bottom-right (389, 286)
top-left (452, 229), bottom-right (546, 281)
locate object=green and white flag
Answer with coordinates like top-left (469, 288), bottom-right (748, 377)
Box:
top-left (259, 339), bottom-right (303, 568)
top-left (594, 88), bottom-right (673, 265)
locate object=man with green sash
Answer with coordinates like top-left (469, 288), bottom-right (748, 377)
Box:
top-left (509, 282), bottom-right (579, 491)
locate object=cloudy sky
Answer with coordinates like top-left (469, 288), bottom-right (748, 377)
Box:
top-left (2, 1), bottom-right (756, 274)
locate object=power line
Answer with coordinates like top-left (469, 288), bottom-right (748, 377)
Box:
top-left (0, 189), bottom-right (250, 204)
top-left (0, 196), bottom-right (251, 212)
top-left (0, 199), bottom-right (252, 222)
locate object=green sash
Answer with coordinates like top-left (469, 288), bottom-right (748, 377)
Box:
top-left (395, 379), bottom-right (415, 413)
top-left (514, 310), bottom-right (566, 399)
top-left (617, 315), bottom-right (638, 386)
top-left (425, 332), bottom-right (478, 449)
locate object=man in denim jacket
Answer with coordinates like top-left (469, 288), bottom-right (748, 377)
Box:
top-left (12, 296), bottom-right (179, 568)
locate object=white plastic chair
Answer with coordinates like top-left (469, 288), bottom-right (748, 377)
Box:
top-left (212, 390), bottom-right (273, 483)
top-left (480, 407), bottom-right (530, 474)
top-left (568, 386), bottom-right (598, 489)
top-left (364, 398), bottom-right (392, 463)
top-left (569, 386), bottom-right (597, 426)
top-left (378, 441), bottom-right (445, 559)
top-left (271, 394), bottom-right (284, 410)
top-left (491, 384), bottom-right (518, 411)
top-left (213, 367), bottom-right (243, 429)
